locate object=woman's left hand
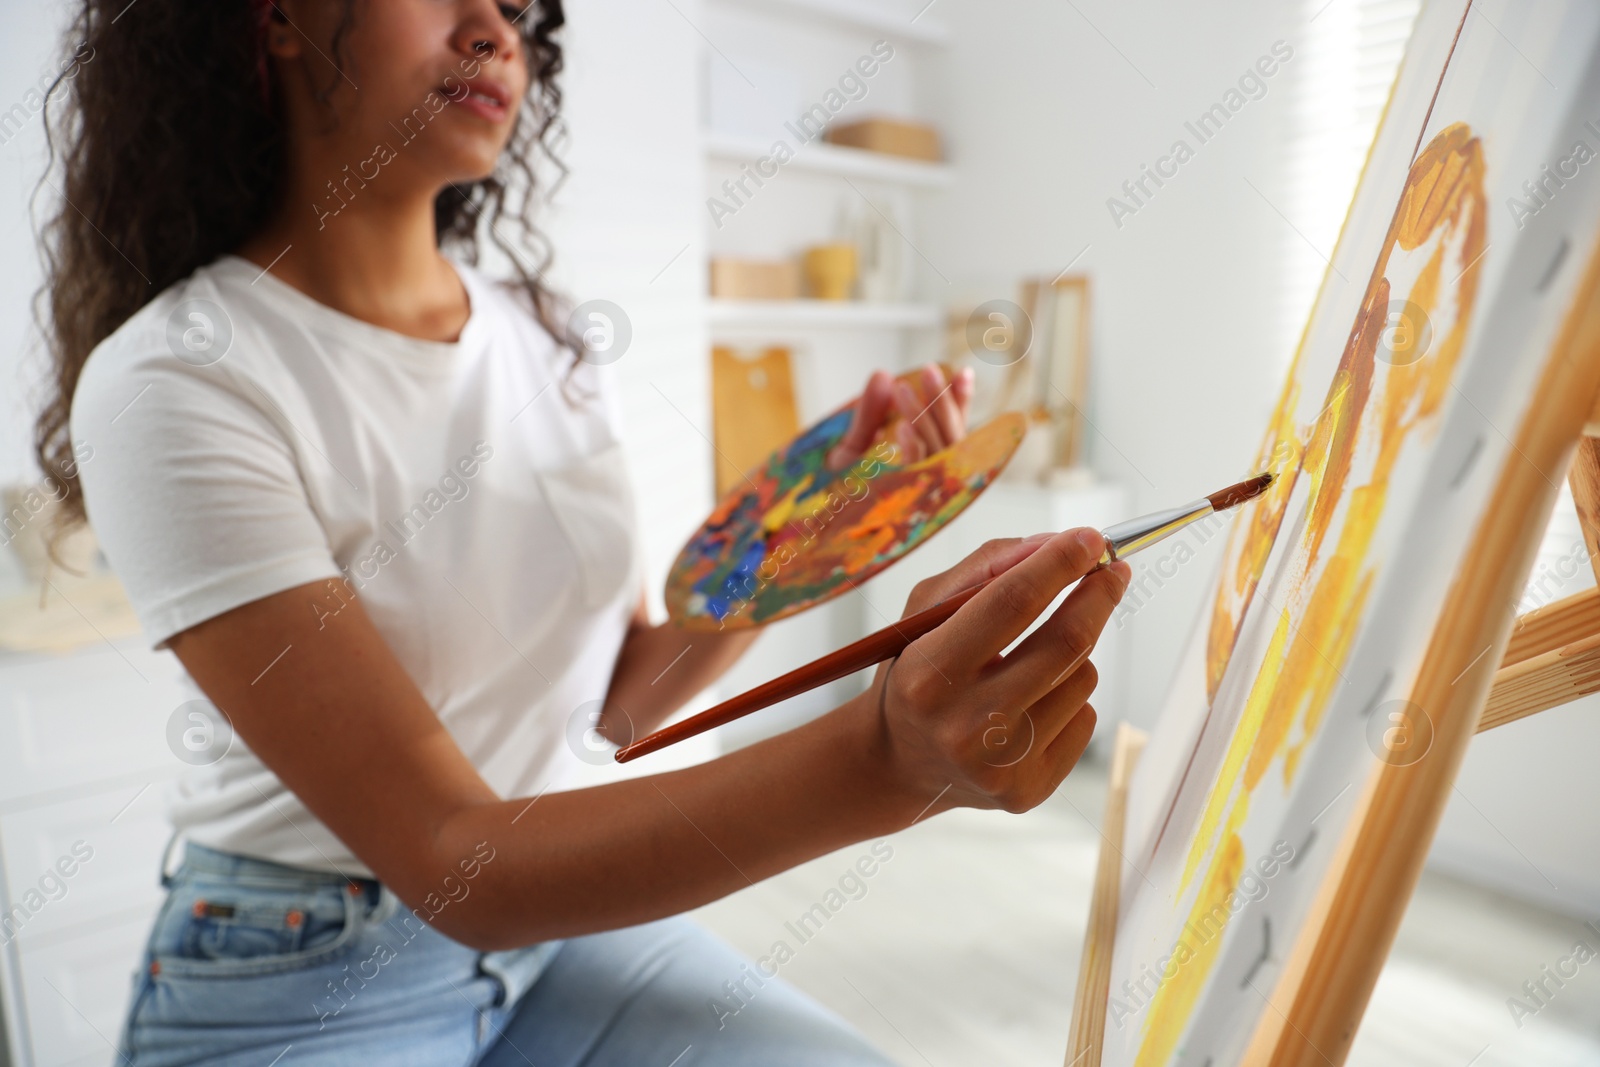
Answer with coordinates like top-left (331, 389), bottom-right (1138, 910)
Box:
top-left (825, 363), bottom-right (975, 470)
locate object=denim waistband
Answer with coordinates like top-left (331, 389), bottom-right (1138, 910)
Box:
top-left (162, 840), bottom-right (560, 1010)
top-left (166, 839), bottom-right (381, 895)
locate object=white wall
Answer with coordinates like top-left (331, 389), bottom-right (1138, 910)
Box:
top-left (535, 0), bottom-right (711, 609)
top-left (1430, 494), bottom-right (1600, 915)
top-left (0, 3), bottom-right (76, 490)
top-left (918, 0), bottom-right (1300, 726)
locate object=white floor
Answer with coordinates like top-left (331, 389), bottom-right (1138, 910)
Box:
top-left (693, 754), bottom-right (1600, 1067)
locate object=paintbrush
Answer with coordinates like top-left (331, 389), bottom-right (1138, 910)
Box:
top-left (614, 473), bottom-right (1274, 763)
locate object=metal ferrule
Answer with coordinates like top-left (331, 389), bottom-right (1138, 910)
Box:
top-left (1098, 497), bottom-right (1214, 564)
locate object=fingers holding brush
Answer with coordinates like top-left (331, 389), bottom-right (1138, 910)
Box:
top-left (979, 658), bottom-right (1100, 767)
top-left (869, 528), bottom-right (1125, 811)
top-left (876, 653), bottom-right (1102, 814)
top-left (999, 553), bottom-right (1129, 709)
top-left (1027, 659), bottom-right (1100, 747)
top-left (974, 650), bottom-right (1102, 808)
top-left (898, 534), bottom-right (1051, 619)
top-left (922, 527), bottom-right (1112, 677)
top-left (1040, 701), bottom-right (1098, 788)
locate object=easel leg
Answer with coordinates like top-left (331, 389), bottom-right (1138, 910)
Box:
top-left (1566, 436), bottom-right (1600, 584)
top-left (1477, 397), bottom-right (1600, 729)
top-left (1241, 228), bottom-right (1600, 1067)
top-left (1064, 722), bottom-right (1147, 1067)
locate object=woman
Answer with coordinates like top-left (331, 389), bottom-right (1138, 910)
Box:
top-left (36, 1), bottom-right (1128, 1063)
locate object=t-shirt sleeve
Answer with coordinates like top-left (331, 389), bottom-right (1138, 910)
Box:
top-left (71, 349), bottom-right (342, 649)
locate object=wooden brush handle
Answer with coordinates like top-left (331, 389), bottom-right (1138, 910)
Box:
top-left (614, 578), bottom-right (991, 763)
top-left (617, 484), bottom-right (1253, 762)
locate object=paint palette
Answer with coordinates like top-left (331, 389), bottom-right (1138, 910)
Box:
top-left (665, 397), bottom-right (1027, 631)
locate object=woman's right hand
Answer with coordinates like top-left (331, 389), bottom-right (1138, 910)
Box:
top-left (868, 529), bottom-right (1131, 815)
top-left (162, 528), bottom-right (1124, 950)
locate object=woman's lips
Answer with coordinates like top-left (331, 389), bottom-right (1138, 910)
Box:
top-left (446, 78), bottom-right (511, 122)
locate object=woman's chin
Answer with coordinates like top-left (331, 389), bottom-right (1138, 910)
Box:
top-left (434, 144), bottom-right (508, 187)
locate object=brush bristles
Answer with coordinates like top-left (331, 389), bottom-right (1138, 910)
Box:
top-left (1208, 472), bottom-right (1274, 512)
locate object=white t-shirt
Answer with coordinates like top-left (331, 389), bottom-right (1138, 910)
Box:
top-left (71, 254), bottom-right (642, 876)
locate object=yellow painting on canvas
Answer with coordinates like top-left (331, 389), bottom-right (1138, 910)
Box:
top-left (1134, 121), bottom-right (1488, 1065)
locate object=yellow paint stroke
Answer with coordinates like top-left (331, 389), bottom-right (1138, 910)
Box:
top-left (1136, 122), bottom-right (1486, 1065)
top-left (1137, 803), bottom-right (1249, 1067)
top-left (760, 477), bottom-right (815, 534)
top-left (1205, 382), bottom-right (1304, 701)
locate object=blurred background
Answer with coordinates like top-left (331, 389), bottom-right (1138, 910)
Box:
top-left (1, 0), bottom-right (1598, 1064)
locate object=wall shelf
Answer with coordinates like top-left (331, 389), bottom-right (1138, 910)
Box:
top-left (711, 0), bottom-right (950, 46)
top-left (706, 132), bottom-right (953, 189)
top-left (708, 299), bottom-right (943, 330)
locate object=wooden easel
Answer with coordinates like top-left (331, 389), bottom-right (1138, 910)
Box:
top-left (1064, 230), bottom-right (1600, 1067)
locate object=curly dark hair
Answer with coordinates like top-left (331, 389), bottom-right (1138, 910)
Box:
top-left (32, 0), bottom-right (570, 543)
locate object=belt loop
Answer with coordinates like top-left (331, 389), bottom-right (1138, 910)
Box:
top-left (157, 830), bottom-right (184, 889)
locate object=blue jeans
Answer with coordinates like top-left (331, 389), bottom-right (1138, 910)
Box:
top-left (120, 843), bottom-right (893, 1066)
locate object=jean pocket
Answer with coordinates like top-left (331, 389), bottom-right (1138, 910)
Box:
top-left (152, 878), bottom-right (365, 980)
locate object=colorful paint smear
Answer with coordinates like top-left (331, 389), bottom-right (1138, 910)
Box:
top-left (665, 401), bottom-right (1026, 631)
top-left (1135, 122), bottom-right (1488, 1065)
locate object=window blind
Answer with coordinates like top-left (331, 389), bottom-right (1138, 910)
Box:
top-left (1279, 0), bottom-right (1421, 370)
